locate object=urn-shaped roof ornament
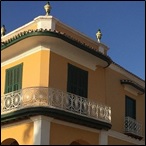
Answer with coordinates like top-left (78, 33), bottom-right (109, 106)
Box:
top-left (44, 1), bottom-right (51, 16)
top-left (96, 29), bottom-right (102, 43)
top-left (1, 25), bottom-right (6, 37)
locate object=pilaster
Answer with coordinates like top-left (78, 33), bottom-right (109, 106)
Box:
top-left (31, 115), bottom-right (53, 145)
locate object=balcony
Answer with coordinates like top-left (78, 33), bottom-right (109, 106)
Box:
top-left (124, 116), bottom-right (143, 140)
top-left (1, 87), bottom-right (111, 129)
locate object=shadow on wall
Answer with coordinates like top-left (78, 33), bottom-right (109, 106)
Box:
top-left (23, 123), bottom-right (33, 144)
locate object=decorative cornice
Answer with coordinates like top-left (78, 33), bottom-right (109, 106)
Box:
top-left (112, 62), bottom-right (145, 82)
top-left (108, 130), bottom-right (145, 145)
top-left (120, 79), bottom-right (145, 95)
top-left (1, 107), bottom-right (112, 130)
top-left (1, 29), bottom-right (112, 67)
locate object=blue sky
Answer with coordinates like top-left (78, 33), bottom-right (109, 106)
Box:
top-left (1, 1), bottom-right (145, 80)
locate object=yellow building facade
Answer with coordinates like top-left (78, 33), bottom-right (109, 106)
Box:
top-left (1, 2), bottom-right (145, 145)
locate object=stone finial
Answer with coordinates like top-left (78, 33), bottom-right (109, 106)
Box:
top-left (96, 29), bottom-right (102, 43)
top-left (44, 1), bottom-right (51, 16)
top-left (1, 25), bottom-right (6, 37)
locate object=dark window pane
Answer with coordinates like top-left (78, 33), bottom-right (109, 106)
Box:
top-left (125, 96), bottom-right (136, 119)
top-left (67, 64), bottom-right (88, 98)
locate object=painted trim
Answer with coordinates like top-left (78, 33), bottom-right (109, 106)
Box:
top-left (1, 115), bottom-right (100, 134)
top-left (52, 119), bottom-right (145, 145)
top-left (123, 85), bottom-right (138, 96)
top-left (52, 118), bottom-right (100, 133)
top-left (109, 63), bottom-right (145, 87)
top-left (1, 46), bottom-right (48, 67)
top-left (1, 106), bottom-right (112, 130)
top-left (1, 30), bottom-right (112, 67)
top-left (99, 130), bottom-right (108, 145)
top-left (34, 15), bottom-right (58, 31)
top-left (108, 130), bottom-right (145, 145)
top-left (31, 115), bottom-right (52, 145)
top-left (1, 119), bottom-right (32, 129)
top-left (36, 117), bottom-right (145, 145)
top-left (1, 115), bottom-right (145, 145)
top-left (57, 20), bottom-right (109, 52)
top-left (120, 80), bottom-right (145, 94)
top-left (1, 21), bottom-right (34, 40)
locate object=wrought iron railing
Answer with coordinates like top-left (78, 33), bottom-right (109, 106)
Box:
top-left (1, 87), bottom-right (111, 123)
top-left (124, 116), bottom-right (143, 138)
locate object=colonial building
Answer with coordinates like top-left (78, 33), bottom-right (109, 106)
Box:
top-left (1, 2), bottom-right (145, 145)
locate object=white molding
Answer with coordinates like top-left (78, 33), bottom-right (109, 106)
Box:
top-left (52, 119), bottom-right (100, 134)
top-left (108, 130), bottom-right (145, 145)
top-left (1, 46), bottom-right (49, 67)
top-left (48, 45), bottom-right (97, 71)
top-left (1, 21), bottom-right (34, 41)
top-left (1, 119), bottom-right (32, 129)
top-left (34, 15), bottom-right (59, 31)
top-left (51, 119), bottom-right (145, 145)
top-left (1, 34), bottom-right (108, 70)
top-left (50, 119), bottom-right (145, 145)
top-left (99, 130), bottom-right (108, 145)
top-left (1, 36), bottom-right (104, 70)
top-left (109, 63), bottom-right (145, 87)
top-left (30, 115), bottom-right (53, 122)
top-left (42, 38), bottom-right (108, 70)
top-left (1, 116), bottom-right (145, 145)
top-left (57, 20), bottom-right (109, 52)
top-left (99, 46), bottom-right (105, 54)
top-left (31, 115), bottom-right (53, 145)
top-left (123, 85), bottom-right (138, 96)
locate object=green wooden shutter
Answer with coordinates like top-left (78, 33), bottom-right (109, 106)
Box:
top-left (67, 64), bottom-right (88, 98)
top-left (5, 63), bottom-right (23, 93)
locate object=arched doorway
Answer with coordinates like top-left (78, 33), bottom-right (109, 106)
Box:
top-left (70, 141), bottom-right (81, 145)
top-left (70, 139), bottom-right (90, 145)
top-left (1, 138), bottom-right (19, 145)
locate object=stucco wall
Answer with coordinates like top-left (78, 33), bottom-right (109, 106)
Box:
top-left (105, 68), bottom-right (145, 138)
top-left (49, 51), bottom-right (145, 139)
top-left (50, 122), bottom-right (99, 145)
top-left (1, 49), bottom-right (50, 95)
top-left (1, 122), bottom-right (33, 145)
top-left (108, 136), bottom-right (134, 145)
top-left (49, 51), bottom-right (106, 104)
